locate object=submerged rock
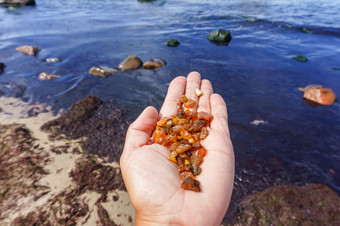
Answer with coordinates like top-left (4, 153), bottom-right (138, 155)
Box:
top-left (89, 65), bottom-right (118, 77)
top-left (38, 72), bottom-right (59, 80)
top-left (166, 39), bottom-right (180, 47)
top-left (299, 85), bottom-right (336, 105)
top-left (138, 0), bottom-right (156, 2)
top-left (118, 55), bottom-right (142, 71)
top-left (332, 67), bottom-right (340, 71)
top-left (292, 55), bottom-right (308, 62)
top-left (16, 45), bottom-right (40, 56)
top-left (44, 57), bottom-right (62, 62)
top-left (0, 62), bottom-right (5, 74)
top-left (143, 59), bottom-right (166, 69)
top-left (207, 29), bottom-right (232, 45)
top-left (235, 184), bottom-right (340, 225)
top-left (41, 96), bottom-right (132, 162)
top-left (0, 0), bottom-right (35, 6)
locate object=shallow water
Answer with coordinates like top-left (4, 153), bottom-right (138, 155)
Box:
top-left (1, 0), bottom-right (340, 220)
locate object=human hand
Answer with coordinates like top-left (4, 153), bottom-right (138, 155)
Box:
top-left (120, 72), bottom-right (234, 226)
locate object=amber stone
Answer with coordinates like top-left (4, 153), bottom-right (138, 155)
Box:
top-left (181, 177), bottom-right (201, 192)
top-left (190, 154), bottom-right (203, 166)
top-left (180, 172), bottom-right (193, 181)
top-left (199, 127), bottom-right (209, 140)
top-left (178, 164), bottom-right (192, 173)
top-left (197, 111), bottom-right (213, 122)
top-left (188, 119), bottom-right (207, 132)
top-left (168, 151), bottom-right (178, 163)
top-left (184, 99), bottom-right (196, 108)
top-left (180, 95), bottom-right (188, 103)
top-left (170, 143), bottom-right (179, 152)
top-left (197, 148), bottom-right (207, 158)
top-left (192, 165), bottom-right (202, 176)
top-left (193, 142), bottom-right (202, 149)
top-left (176, 144), bottom-right (191, 153)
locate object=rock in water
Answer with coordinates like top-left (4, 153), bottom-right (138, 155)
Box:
top-left (143, 59), bottom-right (166, 69)
top-left (236, 184), bottom-right (340, 225)
top-left (299, 85), bottom-right (336, 105)
top-left (89, 66), bottom-right (118, 77)
top-left (0, 0), bottom-right (35, 5)
top-left (16, 45), bottom-right (40, 56)
top-left (118, 55), bottom-right (143, 71)
top-left (207, 29), bottom-right (232, 45)
top-left (38, 72), bottom-right (59, 80)
top-left (166, 39), bottom-right (180, 47)
top-left (0, 62), bottom-right (5, 74)
top-left (44, 57), bottom-right (62, 62)
top-left (292, 55), bottom-right (308, 62)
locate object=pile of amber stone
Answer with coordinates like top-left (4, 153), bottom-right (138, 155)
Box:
top-left (152, 94), bottom-right (213, 192)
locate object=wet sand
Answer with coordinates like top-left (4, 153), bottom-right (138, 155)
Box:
top-left (0, 96), bottom-right (135, 225)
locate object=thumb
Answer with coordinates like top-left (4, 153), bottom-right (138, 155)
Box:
top-left (123, 106), bottom-right (159, 154)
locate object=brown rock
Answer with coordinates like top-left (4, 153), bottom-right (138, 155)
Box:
top-left (118, 55), bottom-right (142, 71)
top-left (38, 72), bottom-right (59, 80)
top-left (181, 177), bottom-right (201, 192)
top-left (235, 184), bottom-right (340, 225)
top-left (143, 59), bottom-right (166, 69)
top-left (299, 85), bottom-right (336, 105)
top-left (16, 45), bottom-right (40, 56)
top-left (89, 66), bottom-right (118, 77)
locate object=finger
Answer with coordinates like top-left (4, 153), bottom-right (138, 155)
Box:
top-left (209, 94), bottom-right (230, 136)
top-left (124, 106), bottom-right (159, 153)
top-left (197, 79), bottom-right (213, 114)
top-left (159, 76), bottom-right (186, 118)
top-left (185, 72), bottom-right (201, 109)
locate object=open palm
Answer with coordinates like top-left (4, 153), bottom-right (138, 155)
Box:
top-left (120, 72), bottom-right (234, 226)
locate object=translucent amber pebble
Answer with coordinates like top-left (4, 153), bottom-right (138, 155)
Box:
top-left (180, 95), bottom-right (188, 103)
top-left (176, 144), bottom-right (191, 153)
top-left (177, 118), bottom-right (189, 125)
top-left (180, 171), bottom-right (194, 181)
top-left (181, 177), bottom-right (201, 192)
top-left (197, 147), bottom-right (207, 158)
top-left (168, 151), bottom-right (178, 163)
top-left (170, 143), bottom-right (179, 152)
top-left (192, 165), bottom-right (202, 176)
top-left (156, 117), bottom-right (168, 127)
top-left (152, 127), bottom-right (165, 144)
top-left (184, 99), bottom-right (196, 108)
top-left (190, 154), bottom-right (203, 166)
top-left (193, 142), bottom-right (202, 149)
top-left (197, 111), bottom-right (213, 122)
top-left (178, 164), bottom-right (192, 173)
top-left (180, 130), bottom-right (191, 139)
top-left (199, 127), bottom-right (209, 140)
top-left (188, 119), bottom-right (207, 132)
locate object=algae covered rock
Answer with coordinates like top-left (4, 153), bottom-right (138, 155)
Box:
top-left (118, 55), bottom-right (143, 71)
top-left (166, 39), bottom-right (180, 47)
top-left (143, 59), bottom-right (166, 69)
top-left (299, 85), bottom-right (336, 105)
top-left (89, 66), bottom-right (118, 77)
top-left (292, 55), bottom-right (308, 62)
top-left (235, 184), bottom-right (340, 225)
top-left (207, 29), bottom-right (232, 45)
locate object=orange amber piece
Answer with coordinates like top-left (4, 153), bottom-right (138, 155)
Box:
top-left (188, 119), bottom-right (207, 132)
top-left (180, 171), bottom-right (194, 181)
top-left (184, 99), bottom-right (196, 108)
top-left (197, 111), bottom-right (213, 122)
top-left (197, 147), bottom-right (207, 158)
top-left (199, 127), bottom-right (209, 140)
top-left (181, 177), bottom-right (200, 192)
top-left (180, 95), bottom-right (188, 103)
top-left (152, 127), bottom-right (165, 144)
top-left (168, 151), bottom-right (178, 163)
top-left (176, 144), bottom-right (192, 153)
top-left (178, 164), bottom-right (192, 173)
top-left (190, 154), bottom-right (203, 166)
top-left (156, 117), bottom-right (168, 127)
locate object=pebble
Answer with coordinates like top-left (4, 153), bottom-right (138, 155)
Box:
top-left (299, 85), bottom-right (336, 105)
top-left (89, 66), bottom-right (118, 77)
top-left (44, 57), bottom-right (62, 62)
top-left (143, 59), bottom-right (166, 69)
top-left (166, 39), bottom-right (181, 47)
top-left (118, 55), bottom-right (143, 71)
top-left (38, 72), bottom-right (59, 80)
top-left (16, 45), bottom-right (40, 56)
top-left (292, 55), bottom-right (308, 62)
top-left (207, 29), bottom-right (232, 45)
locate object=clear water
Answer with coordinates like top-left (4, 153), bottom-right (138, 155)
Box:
top-left (1, 0), bottom-right (340, 216)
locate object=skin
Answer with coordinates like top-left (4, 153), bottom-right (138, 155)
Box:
top-left (120, 72), bottom-right (235, 226)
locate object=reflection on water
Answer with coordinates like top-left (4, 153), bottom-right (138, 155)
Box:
top-left (1, 0), bottom-right (340, 221)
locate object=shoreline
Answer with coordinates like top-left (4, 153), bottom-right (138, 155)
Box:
top-left (0, 96), bottom-right (135, 225)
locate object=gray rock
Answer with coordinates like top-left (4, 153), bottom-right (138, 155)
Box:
top-left (89, 66), bottom-right (118, 77)
top-left (207, 29), bottom-right (232, 45)
top-left (118, 55), bottom-right (142, 71)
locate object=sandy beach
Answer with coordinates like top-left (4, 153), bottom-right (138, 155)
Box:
top-left (0, 96), bottom-right (135, 225)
